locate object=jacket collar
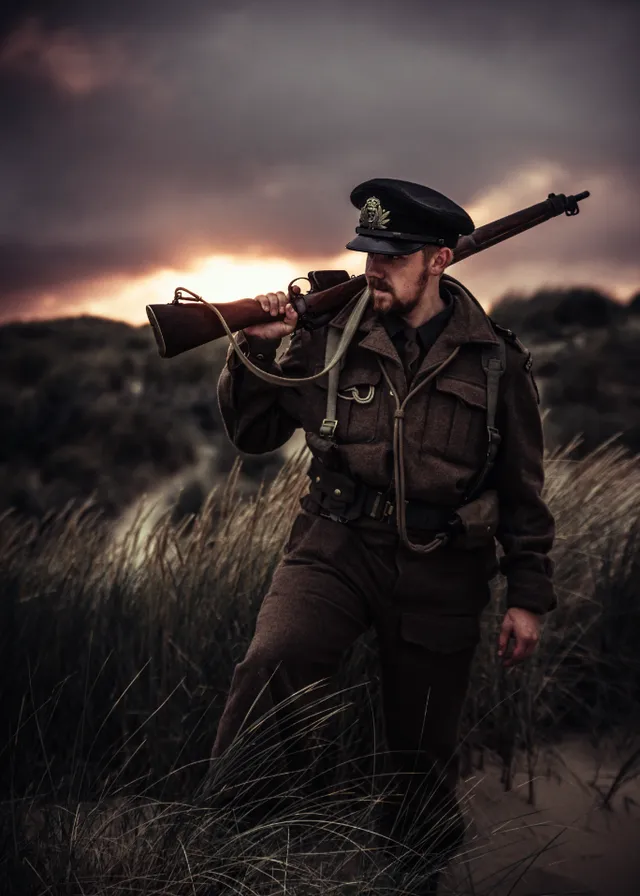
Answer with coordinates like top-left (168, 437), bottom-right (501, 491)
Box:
top-left (329, 273), bottom-right (499, 369)
top-left (382, 285), bottom-right (454, 349)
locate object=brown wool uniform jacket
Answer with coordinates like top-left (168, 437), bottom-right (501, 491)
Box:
top-left (216, 274), bottom-right (557, 616)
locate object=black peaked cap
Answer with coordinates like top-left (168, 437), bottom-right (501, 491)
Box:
top-left (346, 177), bottom-right (475, 255)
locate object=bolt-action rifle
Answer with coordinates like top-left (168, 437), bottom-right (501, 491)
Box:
top-left (146, 190), bottom-right (589, 360)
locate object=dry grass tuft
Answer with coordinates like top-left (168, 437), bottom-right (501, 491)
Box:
top-left (1, 439), bottom-right (639, 892)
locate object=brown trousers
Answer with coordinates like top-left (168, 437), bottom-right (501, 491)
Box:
top-left (212, 506), bottom-right (493, 857)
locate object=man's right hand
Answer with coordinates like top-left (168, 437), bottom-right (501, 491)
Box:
top-left (243, 287), bottom-right (300, 341)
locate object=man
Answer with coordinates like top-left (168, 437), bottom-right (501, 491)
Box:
top-left (213, 178), bottom-right (556, 892)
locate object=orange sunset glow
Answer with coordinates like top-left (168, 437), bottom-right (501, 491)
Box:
top-left (16, 252), bottom-right (366, 327)
top-left (10, 161), bottom-right (635, 330)
top-left (20, 240), bottom-right (637, 330)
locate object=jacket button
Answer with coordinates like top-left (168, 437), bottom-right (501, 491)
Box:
top-left (315, 476), bottom-right (321, 483)
top-left (334, 488), bottom-right (342, 496)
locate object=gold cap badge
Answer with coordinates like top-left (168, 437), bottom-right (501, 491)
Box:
top-left (359, 196), bottom-right (391, 230)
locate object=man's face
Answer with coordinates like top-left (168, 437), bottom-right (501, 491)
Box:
top-left (364, 247), bottom-right (433, 315)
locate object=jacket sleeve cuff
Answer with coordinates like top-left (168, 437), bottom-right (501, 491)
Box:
top-left (505, 575), bottom-right (558, 616)
top-left (226, 331), bottom-right (281, 370)
top-left (243, 332), bottom-right (281, 360)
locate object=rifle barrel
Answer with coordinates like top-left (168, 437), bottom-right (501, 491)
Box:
top-left (146, 188), bottom-right (590, 358)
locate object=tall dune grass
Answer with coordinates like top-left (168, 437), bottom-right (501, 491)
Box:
top-left (1, 438), bottom-right (639, 892)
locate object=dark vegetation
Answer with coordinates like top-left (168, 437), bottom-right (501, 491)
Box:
top-left (1, 285), bottom-right (639, 529)
top-left (489, 286), bottom-right (640, 456)
top-left (0, 444), bottom-right (639, 893)
top-left (0, 286), bottom-right (638, 890)
top-left (0, 315), bottom-right (284, 527)
top-left (1, 284), bottom-right (638, 760)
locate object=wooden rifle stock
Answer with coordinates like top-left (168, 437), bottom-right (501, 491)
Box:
top-left (146, 189), bottom-right (589, 359)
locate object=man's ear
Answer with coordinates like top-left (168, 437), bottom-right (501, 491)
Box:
top-left (428, 246), bottom-right (453, 274)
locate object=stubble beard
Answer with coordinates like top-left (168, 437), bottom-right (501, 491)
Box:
top-left (371, 266), bottom-right (430, 316)
top-left (371, 289), bottom-right (395, 313)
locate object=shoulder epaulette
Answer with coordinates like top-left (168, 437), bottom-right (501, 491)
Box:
top-left (489, 319), bottom-right (534, 373)
top-left (489, 319), bottom-right (527, 352)
top-left (489, 319), bottom-right (540, 403)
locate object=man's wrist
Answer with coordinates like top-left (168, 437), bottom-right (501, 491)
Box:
top-left (242, 331), bottom-right (281, 361)
top-left (507, 594), bottom-right (555, 616)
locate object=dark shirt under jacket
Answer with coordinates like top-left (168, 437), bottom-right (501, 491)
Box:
top-left (381, 286), bottom-right (454, 385)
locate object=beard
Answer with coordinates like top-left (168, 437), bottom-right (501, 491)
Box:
top-left (372, 290), bottom-right (420, 315)
top-left (369, 266), bottom-right (430, 316)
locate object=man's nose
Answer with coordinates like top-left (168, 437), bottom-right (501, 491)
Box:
top-left (366, 253), bottom-right (386, 273)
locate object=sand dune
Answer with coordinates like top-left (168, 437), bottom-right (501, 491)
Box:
top-left (446, 738), bottom-right (640, 895)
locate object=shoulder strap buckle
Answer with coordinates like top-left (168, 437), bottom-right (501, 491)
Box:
top-left (320, 418), bottom-right (338, 438)
top-left (319, 293), bottom-right (371, 439)
top-left (463, 337), bottom-right (507, 504)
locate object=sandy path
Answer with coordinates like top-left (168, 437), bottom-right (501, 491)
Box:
top-left (16, 737), bottom-right (640, 894)
top-left (444, 738), bottom-right (640, 895)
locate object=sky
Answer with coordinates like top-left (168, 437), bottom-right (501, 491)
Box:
top-left (0, 0), bottom-right (638, 326)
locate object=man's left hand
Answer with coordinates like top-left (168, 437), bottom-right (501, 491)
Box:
top-left (498, 607), bottom-right (541, 667)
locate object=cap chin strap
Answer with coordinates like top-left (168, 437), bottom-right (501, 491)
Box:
top-left (196, 286), bottom-right (371, 386)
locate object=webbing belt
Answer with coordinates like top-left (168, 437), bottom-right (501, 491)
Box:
top-left (311, 486), bottom-right (454, 530)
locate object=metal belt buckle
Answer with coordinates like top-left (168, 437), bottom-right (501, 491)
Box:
top-left (369, 491), bottom-right (384, 520)
top-left (382, 500), bottom-right (395, 524)
top-left (319, 508), bottom-right (349, 524)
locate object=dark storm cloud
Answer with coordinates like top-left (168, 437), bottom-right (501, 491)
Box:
top-left (0, 0), bottom-right (638, 316)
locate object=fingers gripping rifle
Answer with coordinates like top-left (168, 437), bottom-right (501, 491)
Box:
top-left (145, 190), bottom-right (590, 385)
top-left (158, 280), bottom-right (372, 387)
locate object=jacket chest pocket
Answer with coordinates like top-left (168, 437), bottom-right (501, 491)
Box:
top-left (422, 375), bottom-right (488, 466)
top-left (311, 364), bottom-right (383, 443)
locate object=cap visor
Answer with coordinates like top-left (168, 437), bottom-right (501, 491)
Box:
top-left (345, 234), bottom-right (426, 255)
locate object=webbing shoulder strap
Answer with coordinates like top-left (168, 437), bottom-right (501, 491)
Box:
top-left (319, 325), bottom-right (344, 438)
top-left (464, 335), bottom-right (507, 502)
top-left (319, 316), bottom-right (508, 491)
top-left (319, 292), bottom-right (371, 439)
top-left (484, 337), bottom-right (506, 434)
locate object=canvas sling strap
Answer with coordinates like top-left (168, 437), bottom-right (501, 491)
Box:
top-left (200, 286), bottom-right (372, 386)
top-left (318, 322), bottom-right (348, 438)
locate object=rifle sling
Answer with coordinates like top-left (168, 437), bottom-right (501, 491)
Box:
top-left (319, 323), bottom-right (345, 439)
top-left (196, 287), bottom-right (371, 386)
top-left (202, 281), bottom-right (506, 554)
